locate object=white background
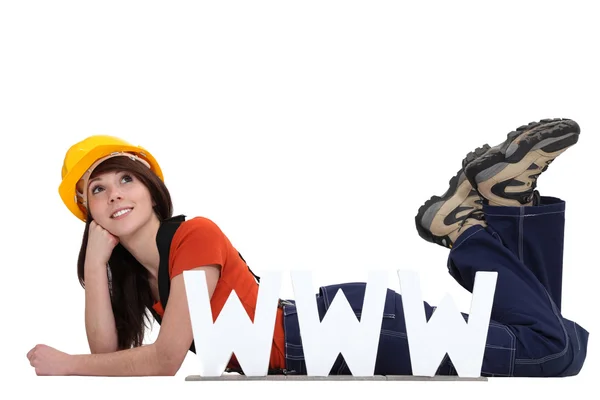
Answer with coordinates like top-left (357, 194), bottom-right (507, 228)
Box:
top-left (1, 0), bottom-right (598, 398)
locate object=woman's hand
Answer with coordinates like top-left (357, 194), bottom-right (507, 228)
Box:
top-left (26, 344), bottom-right (74, 376)
top-left (86, 220), bottom-right (119, 265)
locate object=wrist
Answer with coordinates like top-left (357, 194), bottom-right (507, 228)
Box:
top-left (67, 354), bottom-right (82, 375)
top-left (84, 257), bottom-right (108, 272)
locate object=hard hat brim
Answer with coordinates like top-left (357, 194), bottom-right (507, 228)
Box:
top-left (58, 143), bottom-right (163, 222)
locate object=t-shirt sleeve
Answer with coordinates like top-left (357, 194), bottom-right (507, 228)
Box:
top-left (169, 217), bottom-right (228, 279)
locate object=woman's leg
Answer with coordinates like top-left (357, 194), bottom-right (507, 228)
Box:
top-left (415, 118), bottom-right (588, 376)
top-left (447, 221), bottom-right (588, 377)
top-left (462, 118), bottom-right (581, 311)
top-left (482, 195), bottom-right (565, 310)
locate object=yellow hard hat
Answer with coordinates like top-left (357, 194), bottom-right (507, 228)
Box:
top-left (59, 135), bottom-right (164, 222)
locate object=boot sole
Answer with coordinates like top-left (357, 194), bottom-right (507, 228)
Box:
top-left (415, 144), bottom-right (491, 246)
top-left (464, 118), bottom-right (580, 200)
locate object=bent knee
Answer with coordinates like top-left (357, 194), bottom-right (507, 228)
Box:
top-left (514, 321), bottom-right (589, 377)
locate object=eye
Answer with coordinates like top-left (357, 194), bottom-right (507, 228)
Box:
top-left (89, 174), bottom-right (133, 195)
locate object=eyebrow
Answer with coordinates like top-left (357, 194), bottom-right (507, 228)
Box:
top-left (88, 170), bottom-right (128, 186)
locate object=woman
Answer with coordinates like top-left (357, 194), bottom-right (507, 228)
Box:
top-left (27, 118), bottom-right (589, 377)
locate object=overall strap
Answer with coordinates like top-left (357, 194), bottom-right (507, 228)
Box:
top-left (154, 214), bottom-right (197, 353)
top-left (237, 251), bottom-right (261, 283)
top-left (156, 214), bottom-right (186, 313)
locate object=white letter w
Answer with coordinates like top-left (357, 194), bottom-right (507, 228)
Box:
top-left (290, 270), bottom-right (389, 376)
top-left (183, 270), bottom-right (281, 376)
top-left (398, 270), bottom-right (498, 377)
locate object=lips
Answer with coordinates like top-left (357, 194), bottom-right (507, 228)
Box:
top-left (111, 208), bottom-right (133, 218)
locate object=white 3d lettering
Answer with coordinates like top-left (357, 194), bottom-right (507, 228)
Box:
top-left (183, 270), bottom-right (497, 378)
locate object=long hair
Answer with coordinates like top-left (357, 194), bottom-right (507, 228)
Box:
top-left (76, 156), bottom-right (173, 350)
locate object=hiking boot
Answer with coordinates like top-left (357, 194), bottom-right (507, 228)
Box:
top-left (415, 145), bottom-right (490, 249)
top-left (464, 118), bottom-right (580, 207)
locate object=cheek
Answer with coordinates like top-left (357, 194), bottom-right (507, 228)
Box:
top-left (87, 196), bottom-right (96, 208)
top-left (87, 202), bottom-right (104, 220)
top-left (130, 186), bottom-right (153, 206)
top-left (89, 204), bottom-right (102, 222)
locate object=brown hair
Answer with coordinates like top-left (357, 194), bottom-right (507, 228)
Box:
top-left (76, 155), bottom-right (173, 350)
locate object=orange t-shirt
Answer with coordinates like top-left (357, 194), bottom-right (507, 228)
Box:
top-left (151, 216), bottom-right (286, 371)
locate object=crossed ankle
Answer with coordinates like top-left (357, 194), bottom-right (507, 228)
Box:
top-left (483, 190), bottom-right (540, 208)
top-left (450, 217), bottom-right (487, 245)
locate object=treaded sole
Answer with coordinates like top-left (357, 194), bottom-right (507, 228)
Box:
top-left (415, 144), bottom-right (491, 246)
top-left (464, 118), bottom-right (580, 188)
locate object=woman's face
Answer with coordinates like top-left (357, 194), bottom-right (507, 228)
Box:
top-left (86, 169), bottom-right (156, 238)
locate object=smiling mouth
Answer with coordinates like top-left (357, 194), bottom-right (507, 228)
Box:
top-left (111, 208), bottom-right (133, 218)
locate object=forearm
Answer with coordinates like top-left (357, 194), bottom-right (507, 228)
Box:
top-left (84, 260), bottom-right (118, 353)
top-left (69, 344), bottom-right (171, 376)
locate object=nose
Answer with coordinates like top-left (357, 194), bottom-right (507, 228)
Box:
top-left (107, 187), bottom-right (123, 203)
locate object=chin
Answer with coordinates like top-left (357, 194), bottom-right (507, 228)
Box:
top-left (109, 212), bottom-right (152, 237)
top-left (107, 218), bottom-right (136, 236)
top-left (110, 226), bottom-right (137, 239)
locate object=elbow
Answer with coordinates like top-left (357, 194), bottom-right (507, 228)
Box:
top-left (153, 344), bottom-right (185, 376)
top-left (162, 364), bottom-right (180, 376)
top-left (157, 361), bottom-right (181, 377)
top-left (157, 356), bottom-right (181, 376)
